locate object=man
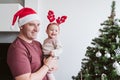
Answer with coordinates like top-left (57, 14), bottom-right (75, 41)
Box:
top-left (7, 7), bottom-right (57, 80)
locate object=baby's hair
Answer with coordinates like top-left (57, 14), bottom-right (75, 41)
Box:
top-left (46, 22), bottom-right (60, 31)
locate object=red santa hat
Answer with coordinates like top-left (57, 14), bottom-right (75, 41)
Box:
top-left (12, 7), bottom-right (40, 27)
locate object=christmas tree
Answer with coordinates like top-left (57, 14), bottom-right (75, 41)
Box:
top-left (72, 1), bottom-right (120, 80)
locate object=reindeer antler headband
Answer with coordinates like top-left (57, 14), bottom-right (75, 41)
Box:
top-left (47, 10), bottom-right (67, 25)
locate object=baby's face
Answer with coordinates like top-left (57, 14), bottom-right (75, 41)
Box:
top-left (46, 24), bottom-right (60, 39)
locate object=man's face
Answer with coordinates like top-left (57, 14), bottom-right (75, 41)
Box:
top-left (20, 20), bottom-right (40, 40)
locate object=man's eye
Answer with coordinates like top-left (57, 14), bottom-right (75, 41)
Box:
top-left (28, 23), bottom-right (34, 26)
top-left (37, 23), bottom-right (40, 26)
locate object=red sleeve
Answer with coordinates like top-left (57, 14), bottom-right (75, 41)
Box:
top-left (7, 45), bottom-right (31, 77)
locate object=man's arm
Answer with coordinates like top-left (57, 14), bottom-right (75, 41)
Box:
top-left (15, 57), bottom-right (57, 80)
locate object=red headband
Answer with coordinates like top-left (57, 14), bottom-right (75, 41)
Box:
top-left (47, 10), bottom-right (67, 25)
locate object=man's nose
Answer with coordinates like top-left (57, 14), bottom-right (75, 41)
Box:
top-left (34, 26), bottom-right (40, 32)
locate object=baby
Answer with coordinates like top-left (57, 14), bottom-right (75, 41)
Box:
top-left (42, 23), bottom-right (63, 58)
top-left (42, 10), bottom-right (67, 80)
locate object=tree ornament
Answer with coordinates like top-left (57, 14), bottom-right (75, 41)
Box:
top-left (112, 62), bottom-right (120, 76)
top-left (114, 46), bottom-right (120, 56)
top-left (111, 57), bottom-right (114, 59)
top-left (102, 32), bottom-right (108, 34)
top-left (103, 66), bottom-right (107, 70)
top-left (104, 52), bottom-right (111, 58)
top-left (101, 73), bottom-right (107, 80)
top-left (113, 61), bottom-right (119, 68)
top-left (116, 66), bottom-right (120, 76)
top-left (116, 35), bottom-right (119, 43)
top-left (95, 73), bottom-right (98, 76)
top-left (96, 52), bottom-right (102, 57)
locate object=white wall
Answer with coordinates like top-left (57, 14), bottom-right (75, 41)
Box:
top-left (38, 0), bottom-right (120, 80)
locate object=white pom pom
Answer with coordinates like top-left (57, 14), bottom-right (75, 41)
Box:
top-left (96, 52), bottom-right (102, 57)
top-left (104, 53), bottom-right (111, 58)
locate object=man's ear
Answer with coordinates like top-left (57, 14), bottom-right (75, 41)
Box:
top-left (20, 26), bottom-right (23, 30)
top-left (46, 29), bottom-right (48, 34)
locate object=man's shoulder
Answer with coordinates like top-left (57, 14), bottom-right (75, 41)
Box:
top-left (10, 37), bottom-right (26, 49)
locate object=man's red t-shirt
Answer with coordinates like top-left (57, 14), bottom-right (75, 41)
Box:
top-left (7, 37), bottom-right (48, 80)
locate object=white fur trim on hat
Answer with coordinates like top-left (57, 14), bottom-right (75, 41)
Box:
top-left (18, 14), bottom-right (40, 27)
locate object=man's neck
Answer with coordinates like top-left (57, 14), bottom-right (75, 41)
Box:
top-left (18, 34), bottom-right (32, 43)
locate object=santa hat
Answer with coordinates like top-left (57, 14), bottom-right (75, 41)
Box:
top-left (12, 7), bottom-right (40, 27)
